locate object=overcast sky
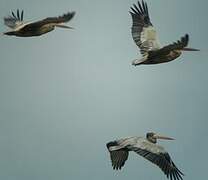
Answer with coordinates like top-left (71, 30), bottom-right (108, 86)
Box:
top-left (0, 0), bottom-right (207, 180)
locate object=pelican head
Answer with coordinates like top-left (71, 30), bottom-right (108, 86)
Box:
top-left (146, 132), bottom-right (174, 143)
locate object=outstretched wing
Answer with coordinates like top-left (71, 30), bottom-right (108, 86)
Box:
top-left (130, 0), bottom-right (161, 55)
top-left (26, 12), bottom-right (75, 28)
top-left (131, 141), bottom-right (184, 180)
top-left (155, 34), bottom-right (189, 55)
top-left (4, 9), bottom-right (24, 29)
top-left (106, 141), bottom-right (129, 170)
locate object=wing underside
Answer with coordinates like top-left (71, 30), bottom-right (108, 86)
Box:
top-left (131, 141), bottom-right (184, 180)
top-left (130, 0), bottom-right (161, 55)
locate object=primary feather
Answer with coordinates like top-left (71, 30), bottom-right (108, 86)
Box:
top-left (4, 9), bottom-right (25, 29)
top-left (130, 0), bottom-right (161, 55)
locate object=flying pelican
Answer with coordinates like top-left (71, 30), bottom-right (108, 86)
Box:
top-left (106, 132), bottom-right (184, 180)
top-left (130, 1), bottom-right (199, 65)
top-left (3, 9), bottom-right (75, 37)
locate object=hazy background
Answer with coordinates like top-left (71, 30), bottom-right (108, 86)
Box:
top-left (0, 0), bottom-right (207, 180)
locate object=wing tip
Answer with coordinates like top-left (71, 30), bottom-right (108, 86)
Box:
top-left (181, 33), bottom-right (189, 46)
top-left (184, 33), bottom-right (189, 41)
top-left (9, 9), bottom-right (24, 21)
top-left (59, 11), bottom-right (75, 22)
top-left (69, 11), bottom-right (76, 17)
top-left (106, 141), bottom-right (118, 149)
top-left (130, 0), bottom-right (151, 25)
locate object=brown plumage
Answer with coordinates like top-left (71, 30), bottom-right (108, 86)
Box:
top-left (130, 1), bottom-right (199, 66)
top-left (3, 10), bottom-right (75, 37)
top-left (107, 133), bottom-right (184, 180)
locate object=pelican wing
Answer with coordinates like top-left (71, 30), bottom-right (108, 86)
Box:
top-left (152, 34), bottom-right (189, 56)
top-left (132, 141), bottom-right (184, 180)
top-left (4, 9), bottom-right (24, 29)
top-left (25, 12), bottom-right (75, 28)
top-left (106, 141), bottom-right (129, 170)
top-left (130, 0), bottom-right (161, 55)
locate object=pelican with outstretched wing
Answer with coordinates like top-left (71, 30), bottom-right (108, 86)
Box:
top-left (130, 1), bottom-right (199, 65)
top-left (3, 9), bottom-right (75, 37)
top-left (107, 132), bottom-right (184, 180)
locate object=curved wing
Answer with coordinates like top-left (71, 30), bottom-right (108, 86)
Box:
top-left (155, 34), bottom-right (189, 56)
top-left (25, 12), bottom-right (75, 29)
top-left (4, 9), bottom-right (24, 29)
top-left (106, 141), bottom-right (129, 170)
top-left (130, 1), bottom-right (161, 55)
top-left (131, 140), bottom-right (184, 180)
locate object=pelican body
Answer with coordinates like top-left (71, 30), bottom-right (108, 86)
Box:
top-left (4, 24), bottom-right (55, 37)
top-left (107, 132), bottom-right (184, 180)
top-left (130, 1), bottom-right (199, 65)
top-left (3, 10), bottom-right (75, 37)
top-left (4, 25), bottom-right (55, 37)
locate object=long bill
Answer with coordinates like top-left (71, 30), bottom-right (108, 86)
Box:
top-left (182, 47), bottom-right (200, 51)
top-left (56, 24), bottom-right (74, 29)
top-left (153, 134), bottom-right (175, 140)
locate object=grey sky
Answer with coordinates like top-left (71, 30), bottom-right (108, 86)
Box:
top-left (0, 0), bottom-right (207, 180)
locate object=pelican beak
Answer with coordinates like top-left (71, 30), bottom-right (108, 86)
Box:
top-left (182, 47), bottom-right (200, 51)
top-left (153, 134), bottom-right (175, 140)
top-left (56, 24), bottom-right (74, 29)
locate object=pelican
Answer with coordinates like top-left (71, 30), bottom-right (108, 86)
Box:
top-left (130, 1), bottom-right (199, 65)
top-left (3, 9), bottom-right (75, 37)
top-left (106, 132), bottom-right (184, 180)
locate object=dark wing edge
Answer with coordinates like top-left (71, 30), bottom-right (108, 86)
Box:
top-left (129, 1), bottom-right (160, 54)
top-left (130, 0), bottom-right (152, 47)
top-left (130, 1), bottom-right (160, 55)
top-left (159, 34), bottom-right (189, 54)
top-left (24, 11), bottom-right (75, 29)
top-left (11, 9), bottom-right (24, 21)
top-left (133, 148), bottom-right (184, 180)
top-left (106, 141), bottom-right (129, 170)
top-left (129, 0), bottom-right (152, 29)
top-left (4, 9), bottom-right (24, 29)
top-left (40, 11), bottom-right (75, 25)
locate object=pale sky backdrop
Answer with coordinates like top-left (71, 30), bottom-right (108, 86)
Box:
top-left (0, 0), bottom-right (207, 180)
